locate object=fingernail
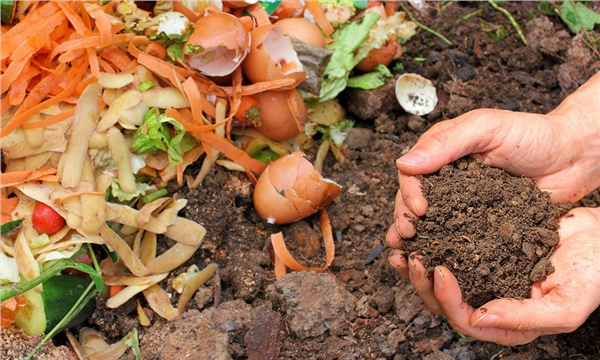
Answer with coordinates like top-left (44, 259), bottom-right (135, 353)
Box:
top-left (408, 256), bottom-right (420, 279)
top-left (394, 217), bottom-right (401, 235)
top-left (397, 151), bottom-right (427, 168)
top-left (407, 196), bottom-right (418, 215)
top-left (471, 313), bottom-right (500, 328)
top-left (388, 250), bottom-right (405, 269)
top-left (433, 266), bottom-right (445, 290)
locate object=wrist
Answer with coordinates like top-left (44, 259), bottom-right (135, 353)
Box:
top-left (549, 72), bottom-right (600, 200)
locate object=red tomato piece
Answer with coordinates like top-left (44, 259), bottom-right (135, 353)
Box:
top-left (31, 202), bottom-right (65, 235)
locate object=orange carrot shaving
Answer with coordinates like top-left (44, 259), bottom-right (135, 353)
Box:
top-left (286, 89), bottom-right (306, 133)
top-left (144, 42), bottom-right (167, 61)
top-left (1, 196), bottom-right (20, 223)
top-left (270, 208), bottom-right (335, 279)
top-left (7, 62), bottom-right (39, 106)
top-left (0, 168), bottom-right (58, 188)
top-left (199, 132), bottom-right (267, 175)
top-left (222, 78), bottom-right (296, 96)
top-left (53, 191), bottom-right (105, 203)
top-left (234, 95), bottom-right (260, 125)
top-left (164, 108), bottom-right (220, 137)
top-left (0, 295), bottom-right (27, 328)
top-left (181, 77), bottom-right (205, 124)
top-left (20, 108), bottom-right (76, 129)
top-left (305, 0), bottom-right (335, 37)
top-left (98, 45), bottom-right (135, 72)
top-left (86, 3), bottom-right (112, 47)
top-left (87, 47), bottom-right (100, 78)
top-left (173, 1), bottom-right (200, 23)
top-left (109, 285), bottom-right (126, 298)
top-left (137, 53), bottom-right (192, 90)
top-left (56, 1), bottom-right (91, 37)
top-left (2, 58), bottom-right (88, 137)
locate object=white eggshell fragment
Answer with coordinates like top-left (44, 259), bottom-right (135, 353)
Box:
top-left (395, 73), bottom-right (438, 116)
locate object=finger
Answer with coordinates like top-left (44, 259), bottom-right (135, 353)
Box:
top-left (408, 256), bottom-right (443, 314)
top-left (388, 249), bottom-right (409, 280)
top-left (398, 172), bottom-right (427, 216)
top-left (433, 267), bottom-right (541, 345)
top-left (396, 110), bottom-right (503, 175)
top-left (386, 222), bottom-right (403, 249)
top-left (393, 188), bottom-right (418, 239)
top-left (468, 293), bottom-right (590, 334)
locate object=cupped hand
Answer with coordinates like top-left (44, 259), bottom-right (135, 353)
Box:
top-left (388, 207), bottom-right (600, 346)
top-left (388, 106), bottom-right (600, 243)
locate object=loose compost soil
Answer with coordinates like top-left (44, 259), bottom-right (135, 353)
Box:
top-left (3, 1), bottom-right (600, 359)
top-left (402, 159), bottom-right (567, 308)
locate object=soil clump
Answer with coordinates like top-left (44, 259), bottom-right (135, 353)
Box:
top-left (403, 159), bottom-right (569, 307)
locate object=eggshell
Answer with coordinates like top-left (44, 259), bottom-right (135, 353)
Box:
top-left (355, 37), bottom-right (399, 73)
top-left (242, 25), bottom-right (306, 88)
top-left (184, 13), bottom-right (250, 77)
top-left (273, 18), bottom-right (326, 48)
top-left (253, 152), bottom-right (342, 224)
top-left (395, 73), bottom-right (438, 116)
top-left (253, 89), bottom-right (306, 141)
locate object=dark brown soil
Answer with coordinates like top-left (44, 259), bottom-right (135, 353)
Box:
top-left (403, 159), bottom-right (568, 308)
top-left (5, 1), bottom-right (600, 359)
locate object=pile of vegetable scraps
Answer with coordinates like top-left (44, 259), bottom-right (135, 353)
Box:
top-left (0, 0), bottom-right (417, 358)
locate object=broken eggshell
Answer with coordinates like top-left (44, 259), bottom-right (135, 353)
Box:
top-left (395, 73), bottom-right (438, 116)
top-left (253, 89), bottom-right (306, 141)
top-left (184, 12), bottom-right (250, 77)
top-left (253, 152), bottom-right (342, 224)
top-left (242, 25), bottom-right (306, 89)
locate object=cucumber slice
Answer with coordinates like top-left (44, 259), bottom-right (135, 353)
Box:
top-left (0, 219), bottom-right (22, 236)
top-left (42, 274), bottom-right (96, 332)
top-left (14, 289), bottom-right (47, 336)
top-left (13, 274), bottom-right (96, 335)
top-left (0, 0), bottom-right (16, 25)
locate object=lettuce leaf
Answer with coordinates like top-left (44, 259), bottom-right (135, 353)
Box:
top-left (319, 11), bottom-right (380, 102)
top-left (347, 63), bottom-right (393, 89)
top-left (132, 107), bottom-right (197, 165)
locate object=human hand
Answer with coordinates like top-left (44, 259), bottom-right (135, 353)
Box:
top-left (388, 207), bottom-right (600, 346)
top-left (389, 72), bottom-right (600, 241)
top-left (389, 107), bottom-right (600, 242)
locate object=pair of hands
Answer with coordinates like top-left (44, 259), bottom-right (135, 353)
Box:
top-left (386, 94), bottom-right (600, 345)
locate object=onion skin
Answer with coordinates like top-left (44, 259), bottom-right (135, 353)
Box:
top-left (253, 152), bottom-right (341, 224)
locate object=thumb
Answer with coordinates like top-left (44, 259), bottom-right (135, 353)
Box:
top-left (396, 110), bottom-right (503, 175)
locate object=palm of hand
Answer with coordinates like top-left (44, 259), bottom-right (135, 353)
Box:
top-left (439, 207), bottom-right (600, 346)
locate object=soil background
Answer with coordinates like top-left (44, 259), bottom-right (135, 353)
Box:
top-left (4, 1), bottom-right (600, 359)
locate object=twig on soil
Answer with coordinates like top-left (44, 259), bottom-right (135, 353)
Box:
top-left (456, 9), bottom-right (483, 24)
top-left (400, 3), bottom-right (453, 46)
top-left (487, 0), bottom-right (528, 46)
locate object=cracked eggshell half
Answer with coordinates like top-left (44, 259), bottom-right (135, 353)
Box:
top-left (242, 25), bottom-right (306, 89)
top-left (253, 152), bottom-right (342, 224)
top-left (184, 12), bottom-right (250, 77)
top-left (395, 73), bottom-right (438, 116)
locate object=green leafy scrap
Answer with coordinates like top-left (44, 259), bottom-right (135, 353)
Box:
top-left (319, 11), bottom-right (381, 102)
top-left (132, 107), bottom-right (198, 165)
top-left (347, 64), bottom-right (393, 90)
top-left (556, 1), bottom-right (600, 33)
